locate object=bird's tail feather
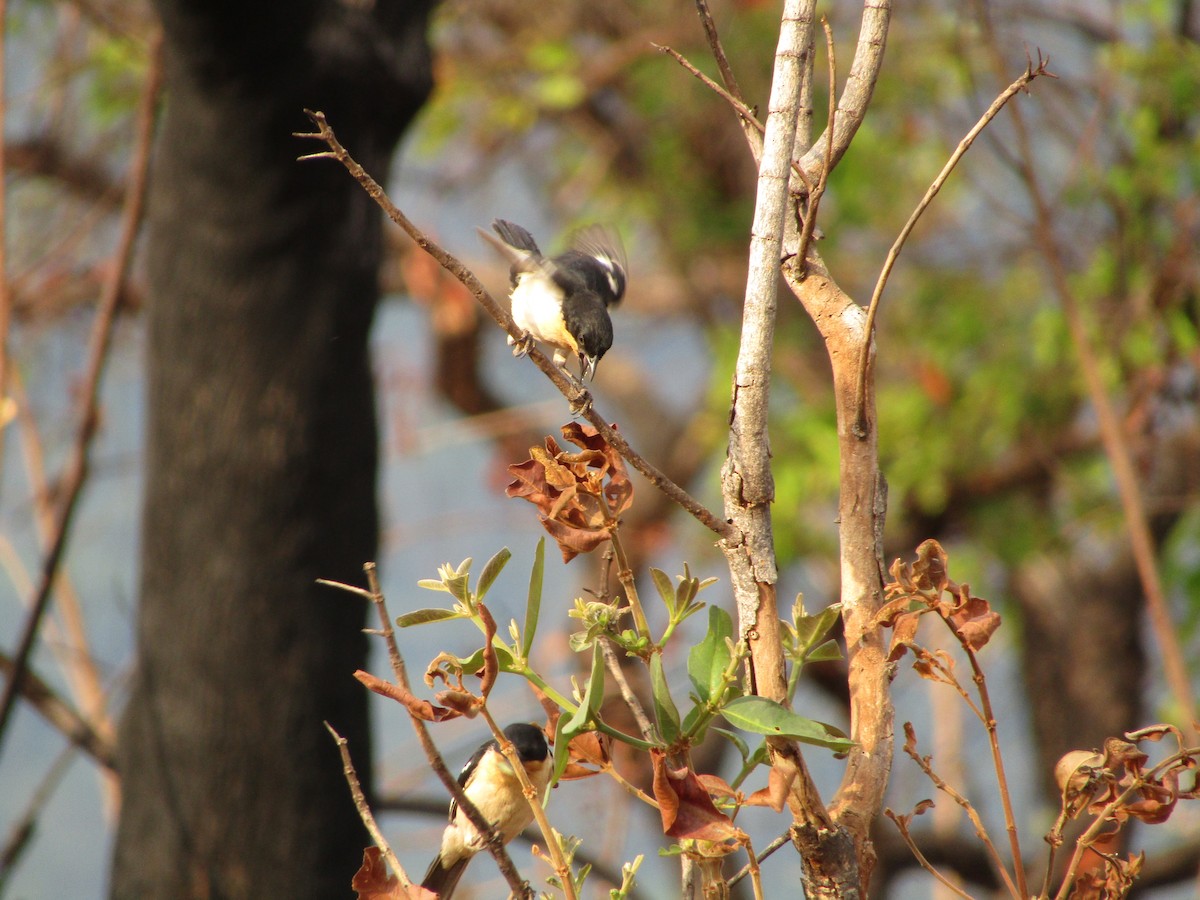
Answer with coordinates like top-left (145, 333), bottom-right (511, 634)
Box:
top-left (491, 219), bottom-right (541, 253)
top-left (421, 854), bottom-right (470, 899)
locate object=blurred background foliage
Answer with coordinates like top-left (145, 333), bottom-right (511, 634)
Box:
top-left (2, 0), bottom-right (1198, 894)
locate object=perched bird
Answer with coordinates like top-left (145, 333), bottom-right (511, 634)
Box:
top-left (479, 219), bottom-right (626, 381)
top-left (420, 722), bottom-right (553, 899)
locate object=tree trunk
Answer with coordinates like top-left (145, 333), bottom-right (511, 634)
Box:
top-left (110, 3), bottom-right (432, 897)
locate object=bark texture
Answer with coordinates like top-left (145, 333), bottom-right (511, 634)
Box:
top-left (110, 3), bottom-right (432, 897)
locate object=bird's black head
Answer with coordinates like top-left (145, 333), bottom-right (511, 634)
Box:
top-left (562, 296), bottom-right (613, 380)
top-left (503, 723), bottom-right (550, 763)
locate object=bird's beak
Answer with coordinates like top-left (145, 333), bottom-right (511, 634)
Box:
top-left (580, 355), bottom-right (598, 381)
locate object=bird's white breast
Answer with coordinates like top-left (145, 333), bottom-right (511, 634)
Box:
top-left (511, 274), bottom-right (575, 351)
top-left (439, 751), bottom-right (546, 866)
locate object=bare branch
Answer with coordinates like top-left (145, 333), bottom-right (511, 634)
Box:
top-left (798, 0), bottom-right (892, 181)
top-left (325, 723), bottom-right (409, 886)
top-left (0, 30), bottom-right (164, 749)
top-left (973, 4), bottom-right (1198, 745)
top-left (296, 110), bottom-right (733, 541)
top-left (854, 52), bottom-right (1056, 434)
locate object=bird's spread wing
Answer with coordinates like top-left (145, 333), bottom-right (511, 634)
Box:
top-left (447, 737), bottom-right (497, 821)
top-left (570, 225), bottom-right (626, 271)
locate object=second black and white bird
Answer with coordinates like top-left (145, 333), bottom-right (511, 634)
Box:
top-left (480, 219), bottom-right (626, 380)
top-left (420, 722), bottom-right (552, 899)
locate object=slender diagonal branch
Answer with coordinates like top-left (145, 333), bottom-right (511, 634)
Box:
top-left (853, 52), bottom-right (1055, 434)
top-left (296, 110), bottom-right (734, 542)
top-left (335, 563), bottom-right (533, 897)
top-left (974, 4), bottom-right (1197, 746)
top-left (0, 31), bottom-right (163, 749)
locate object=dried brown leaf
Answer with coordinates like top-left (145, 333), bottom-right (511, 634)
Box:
top-left (352, 847), bottom-right (435, 899)
top-left (354, 671), bottom-right (458, 722)
top-left (947, 589), bottom-right (1001, 650)
top-left (887, 611), bottom-right (922, 662)
top-left (506, 424), bottom-right (634, 563)
top-left (651, 750), bottom-right (744, 847)
top-left (910, 539), bottom-right (950, 592)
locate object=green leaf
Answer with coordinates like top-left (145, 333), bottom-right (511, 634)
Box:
top-left (552, 712), bottom-right (574, 786)
top-left (564, 643), bottom-right (604, 734)
top-left (688, 607), bottom-right (734, 704)
top-left (722, 696), bottom-right (854, 753)
top-left (454, 643), bottom-right (516, 675)
top-left (806, 639), bottom-right (843, 663)
top-left (793, 603), bottom-right (842, 657)
top-left (523, 538), bottom-right (545, 659)
top-left (649, 653), bottom-right (680, 743)
top-left (650, 568), bottom-right (676, 613)
top-left (554, 644), bottom-right (605, 784)
top-left (445, 573), bottom-right (471, 604)
top-left (476, 547), bottom-right (511, 602)
top-left (416, 579), bottom-right (449, 593)
top-left (395, 608), bottom-right (463, 628)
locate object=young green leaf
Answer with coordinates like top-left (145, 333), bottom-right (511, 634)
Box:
top-left (416, 579), bottom-right (450, 593)
top-left (445, 573), bottom-right (471, 604)
top-left (687, 607), bottom-right (734, 704)
top-left (806, 639), bottom-right (843, 663)
top-left (722, 696), bottom-right (854, 753)
top-left (793, 602), bottom-right (842, 657)
top-left (551, 714), bottom-right (574, 787)
top-left (522, 538), bottom-right (545, 659)
top-left (395, 608), bottom-right (463, 628)
top-left (452, 643), bottom-right (516, 675)
top-left (650, 568), bottom-right (676, 613)
top-left (475, 547), bottom-right (511, 602)
top-left (649, 653), bottom-right (681, 743)
top-left (564, 643), bottom-right (605, 734)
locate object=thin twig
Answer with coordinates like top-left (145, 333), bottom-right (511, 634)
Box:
top-left (0, 651), bottom-right (115, 770)
top-left (607, 524), bottom-right (651, 641)
top-left (653, 43), bottom-right (763, 137)
top-left (477, 705), bottom-right (575, 900)
top-left (883, 810), bottom-right (976, 900)
top-left (296, 111), bottom-right (734, 542)
top-left (976, 2), bottom-right (1198, 747)
top-left (853, 53), bottom-right (1054, 435)
top-left (0, 30), bottom-right (164, 749)
top-left (598, 638), bottom-right (655, 741)
top-left (335, 564), bottom-right (533, 897)
top-left (728, 831), bottom-right (792, 886)
top-left (902, 723), bottom-right (1020, 897)
top-left (960, 643), bottom-right (1025, 898)
top-left (325, 722), bottom-right (408, 885)
top-left (690, 0), bottom-right (765, 165)
top-left (694, 0), bottom-right (743, 100)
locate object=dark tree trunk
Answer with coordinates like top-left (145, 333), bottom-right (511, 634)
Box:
top-left (111, 3), bottom-right (432, 897)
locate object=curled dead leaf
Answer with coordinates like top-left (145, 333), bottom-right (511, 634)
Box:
top-left (1055, 749), bottom-right (1105, 819)
top-left (354, 671), bottom-right (459, 722)
top-left (650, 750), bottom-right (745, 849)
top-left (947, 588), bottom-right (1001, 650)
top-left (352, 847), bottom-right (436, 900)
top-left (506, 423), bottom-right (633, 562)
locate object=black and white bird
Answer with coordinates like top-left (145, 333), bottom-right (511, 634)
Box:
top-left (420, 722), bottom-right (552, 899)
top-left (479, 219), bottom-right (627, 381)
